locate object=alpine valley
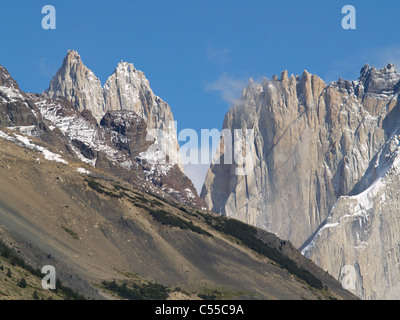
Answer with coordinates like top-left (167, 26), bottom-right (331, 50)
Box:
top-left (0, 50), bottom-right (363, 300)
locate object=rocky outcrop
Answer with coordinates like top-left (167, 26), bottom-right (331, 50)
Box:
top-left (201, 63), bottom-right (400, 298)
top-left (0, 66), bottom-right (34, 127)
top-left (100, 110), bottom-right (152, 156)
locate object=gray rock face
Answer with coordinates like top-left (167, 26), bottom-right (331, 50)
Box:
top-left (44, 50), bottom-right (183, 171)
top-left (100, 110), bottom-right (152, 156)
top-left (201, 64), bottom-right (400, 299)
top-left (302, 124), bottom-right (400, 299)
top-left (44, 50), bottom-right (105, 121)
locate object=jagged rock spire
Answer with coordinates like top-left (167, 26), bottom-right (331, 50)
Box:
top-left (44, 50), bottom-right (183, 170)
top-left (0, 65), bottom-right (20, 89)
top-left (44, 50), bottom-right (105, 121)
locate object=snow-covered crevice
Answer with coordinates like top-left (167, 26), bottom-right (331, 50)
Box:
top-left (301, 219), bottom-right (340, 256)
top-left (69, 144), bottom-right (96, 166)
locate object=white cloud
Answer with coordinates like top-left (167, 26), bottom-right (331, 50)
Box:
top-left (205, 73), bottom-right (248, 105)
top-left (39, 57), bottom-right (57, 78)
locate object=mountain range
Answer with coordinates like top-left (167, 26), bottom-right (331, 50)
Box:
top-left (0, 50), bottom-right (360, 300)
top-left (3, 49), bottom-right (397, 300)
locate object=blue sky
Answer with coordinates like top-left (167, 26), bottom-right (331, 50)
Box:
top-left (1, 0), bottom-right (400, 191)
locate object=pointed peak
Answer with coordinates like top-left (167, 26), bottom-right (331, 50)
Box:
top-left (54, 50), bottom-right (86, 76)
top-left (112, 61), bottom-right (140, 77)
top-left (359, 63), bottom-right (373, 78)
top-left (64, 50), bottom-right (82, 63)
top-left (0, 65), bottom-right (20, 89)
top-left (301, 70), bottom-right (311, 79)
top-left (118, 60), bottom-right (133, 67)
top-left (280, 70), bottom-right (288, 82)
top-left (116, 60), bottom-right (134, 69)
top-left (67, 49), bottom-right (79, 57)
top-left (54, 50), bottom-right (102, 84)
top-left (117, 60), bottom-right (128, 66)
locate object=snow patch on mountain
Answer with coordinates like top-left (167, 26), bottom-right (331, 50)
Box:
top-left (36, 99), bottom-right (123, 165)
top-left (0, 129), bottom-right (68, 164)
top-left (0, 86), bottom-right (24, 103)
top-left (137, 143), bottom-right (174, 181)
top-left (77, 167), bottom-right (91, 174)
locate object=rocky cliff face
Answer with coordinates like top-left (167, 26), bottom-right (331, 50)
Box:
top-left (201, 63), bottom-right (400, 299)
top-left (302, 67), bottom-right (400, 299)
top-left (44, 50), bottom-right (105, 121)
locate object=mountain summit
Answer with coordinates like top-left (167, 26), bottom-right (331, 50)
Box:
top-left (45, 50), bottom-right (105, 121)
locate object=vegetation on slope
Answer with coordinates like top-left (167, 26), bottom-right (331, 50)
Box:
top-left (149, 209), bottom-right (212, 237)
top-left (85, 177), bottom-right (324, 291)
top-left (203, 215), bottom-right (323, 290)
top-left (85, 178), bottom-right (212, 237)
top-left (0, 239), bottom-right (85, 300)
top-left (102, 279), bottom-right (169, 300)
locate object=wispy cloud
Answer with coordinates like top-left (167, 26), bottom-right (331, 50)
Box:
top-left (205, 73), bottom-right (248, 105)
top-left (206, 45), bottom-right (230, 65)
top-left (39, 57), bottom-right (57, 78)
